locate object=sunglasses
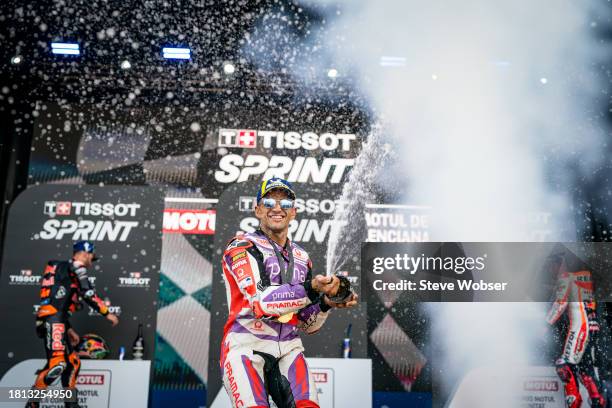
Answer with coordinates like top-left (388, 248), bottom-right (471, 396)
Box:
top-left (261, 198), bottom-right (295, 209)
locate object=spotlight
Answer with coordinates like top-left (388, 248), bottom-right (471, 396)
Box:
top-left (120, 60), bottom-right (132, 70)
top-left (327, 68), bottom-right (338, 78)
top-left (540, 77), bottom-right (548, 84)
top-left (223, 62), bottom-right (236, 75)
top-left (162, 47), bottom-right (191, 60)
top-left (10, 56), bottom-right (22, 65)
top-left (51, 42), bottom-right (80, 56)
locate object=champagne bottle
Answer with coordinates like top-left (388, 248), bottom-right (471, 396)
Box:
top-left (132, 324), bottom-right (144, 360)
top-left (342, 324), bottom-right (352, 359)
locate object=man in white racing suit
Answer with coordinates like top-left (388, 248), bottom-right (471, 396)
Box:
top-left (546, 254), bottom-right (606, 408)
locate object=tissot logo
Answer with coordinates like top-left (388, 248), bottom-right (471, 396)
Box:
top-left (8, 269), bottom-right (41, 285)
top-left (218, 129), bottom-right (357, 151)
top-left (239, 196), bottom-right (256, 212)
top-left (215, 129), bottom-right (359, 184)
top-left (118, 272), bottom-right (151, 288)
top-left (43, 201), bottom-right (140, 217)
top-left (89, 302), bottom-right (122, 316)
top-left (44, 201), bottom-right (72, 216)
top-left (219, 129), bottom-right (258, 148)
top-left (38, 201), bottom-right (141, 241)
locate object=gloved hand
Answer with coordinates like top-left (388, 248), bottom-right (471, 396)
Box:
top-left (326, 274), bottom-right (354, 304)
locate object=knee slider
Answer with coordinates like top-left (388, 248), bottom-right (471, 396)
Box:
top-left (555, 360), bottom-right (576, 383)
top-left (45, 361), bottom-right (66, 383)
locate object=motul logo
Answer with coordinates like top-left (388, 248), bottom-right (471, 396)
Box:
top-left (163, 209), bottom-right (216, 234)
top-left (77, 374), bottom-right (105, 385)
top-left (523, 380), bottom-right (559, 392)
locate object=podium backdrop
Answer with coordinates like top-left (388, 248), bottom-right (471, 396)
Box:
top-left (0, 185), bottom-right (163, 380)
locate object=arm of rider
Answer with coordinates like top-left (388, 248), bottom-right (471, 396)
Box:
top-left (311, 274), bottom-right (359, 309)
top-left (311, 274), bottom-right (340, 297)
top-left (545, 273), bottom-right (570, 325)
top-left (106, 313), bottom-right (119, 326)
top-left (73, 264), bottom-right (111, 317)
top-left (296, 298), bottom-right (330, 334)
top-left (67, 327), bottom-right (80, 347)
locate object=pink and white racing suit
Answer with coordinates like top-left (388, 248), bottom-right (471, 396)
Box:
top-left (220, 230), bottom-right (330, 408)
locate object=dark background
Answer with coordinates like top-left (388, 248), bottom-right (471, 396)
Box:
top-left (2, 1), bottom-right (612, 407)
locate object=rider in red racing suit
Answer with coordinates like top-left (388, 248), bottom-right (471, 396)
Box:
top-left (220, 177), bottom-right (358, 408)
top-left (546, 255), bottom-right (606, 408)
top-left (27, 241), bottom-right (119, 408)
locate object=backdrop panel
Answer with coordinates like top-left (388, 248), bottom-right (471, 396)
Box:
top-left (0, 185), bottom-right (163, 381)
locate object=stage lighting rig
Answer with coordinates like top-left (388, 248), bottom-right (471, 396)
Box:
top-left (162, 47), bottom-right (191, 60)
top-left (51, 42), bottom-right (80, 56)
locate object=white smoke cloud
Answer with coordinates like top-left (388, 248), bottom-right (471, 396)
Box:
top-left (311, 1), bottom-right (606, 405)
top-left (327, 0), bottom-right (606, 241)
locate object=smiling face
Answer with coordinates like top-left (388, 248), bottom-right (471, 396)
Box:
top-left (254, 189), bottom-right (296, 235)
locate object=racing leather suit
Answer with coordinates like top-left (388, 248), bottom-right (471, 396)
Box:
top-left (32, 260), bottom-right (109, 393)
top-left (220, 230), bottom-right (331, 408)
top-left (547, 269), bottom-right (606, 408)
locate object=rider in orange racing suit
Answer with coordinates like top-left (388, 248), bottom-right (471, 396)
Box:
top-left (27, 241), bottom-right (119, 408)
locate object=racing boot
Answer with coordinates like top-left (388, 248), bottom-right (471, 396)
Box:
top-left (580, 372), bottom-right (606, 408)
top-left (556, 361), bottom-right (582, 408)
